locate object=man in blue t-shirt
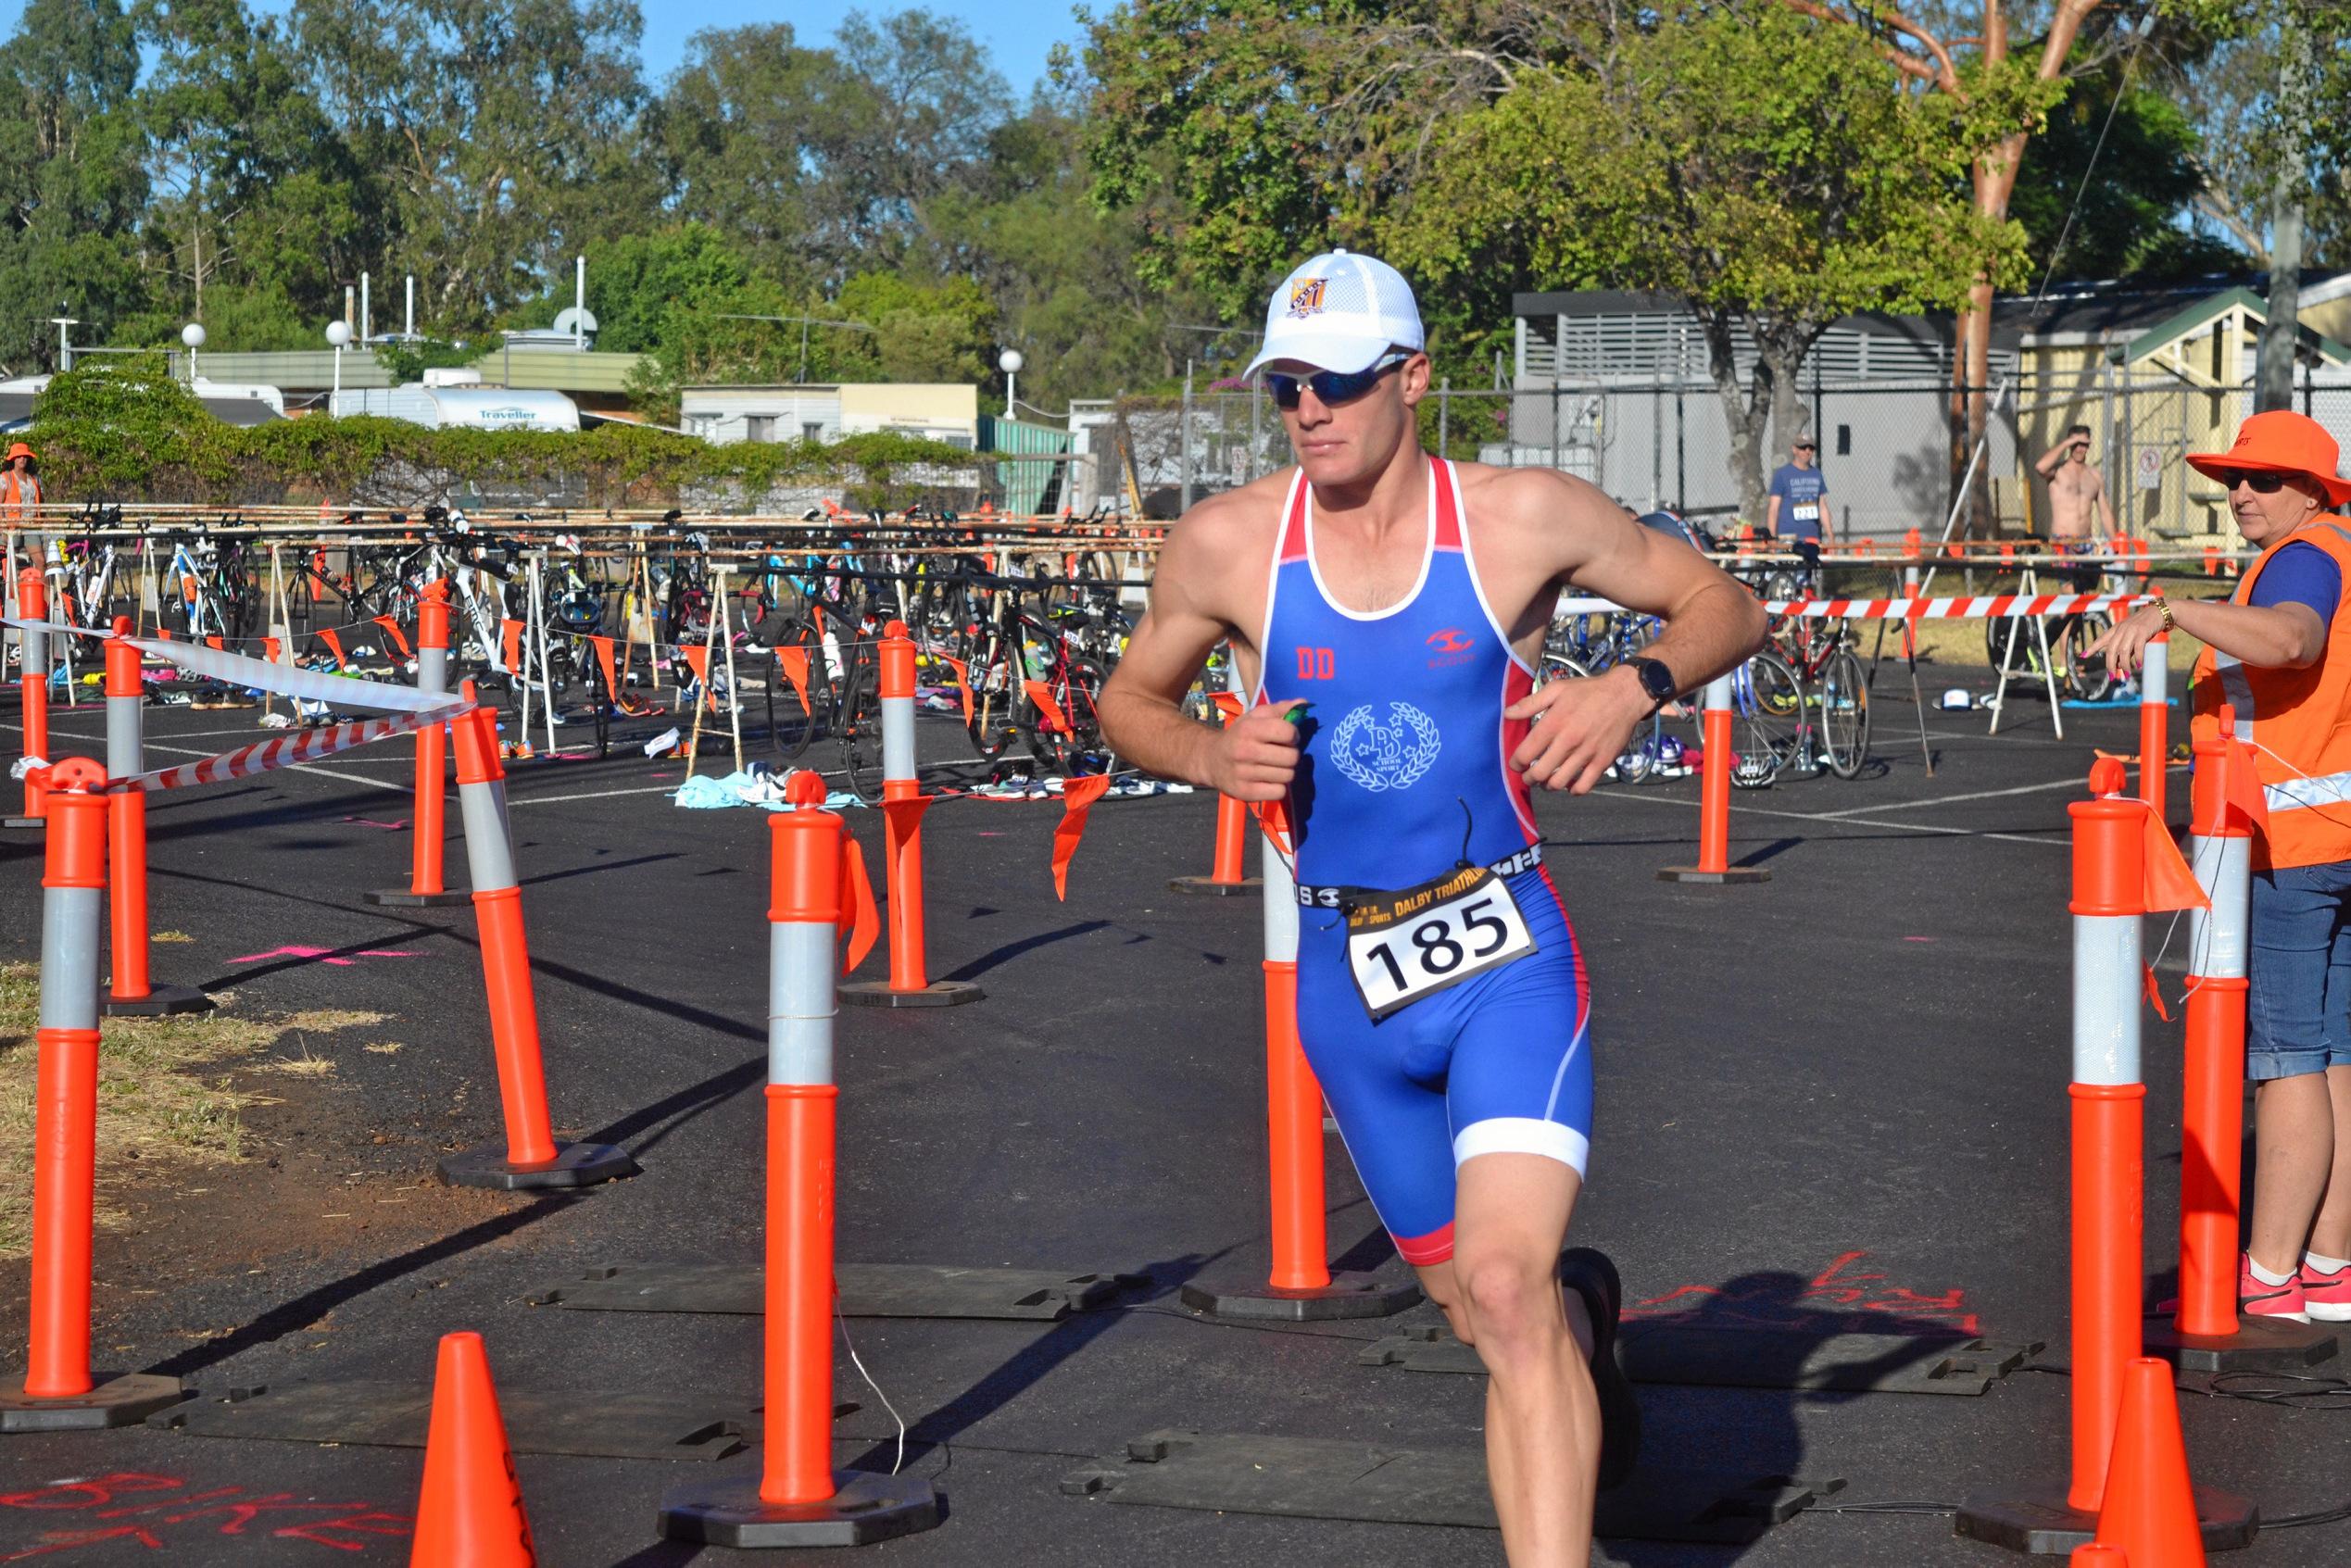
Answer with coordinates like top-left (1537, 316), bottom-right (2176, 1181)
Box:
top-left (1766, 437), bottom-right (1832, 546)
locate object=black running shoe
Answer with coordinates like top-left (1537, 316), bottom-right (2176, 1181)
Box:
top-left (1558, 1247), bottom-right (1641, 1492)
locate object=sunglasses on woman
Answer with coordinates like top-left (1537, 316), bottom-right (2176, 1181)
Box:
top-left (1265, 350), bottom-right (1414, 411)
top-left (2211, 469), bottom-right (2290, 494)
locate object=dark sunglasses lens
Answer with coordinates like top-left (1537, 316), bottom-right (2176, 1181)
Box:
top-left (1267, 374), bottom-right (1301, 409)
top-left (1268, 361), bottom-right (1393, 410)
top-left (2220, 470), bottom-right (2286, 493)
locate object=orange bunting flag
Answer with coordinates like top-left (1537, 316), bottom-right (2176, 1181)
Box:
top-left (205, 635), bottom-right (224, 651)
top-left (2219, 732), bottom-right (2270, 838)
top-left (837, 834), bottom-right (879, 972)
top-left (589, 635), bottom-right (616, 698)
top-left (2144, 965), bottom-right (2173, 1023)
top-left (499, 619), bottom-right (523, 674)
top-left (1052, 773), bottom-right (1113, 900)
top-left (1023, 679), bottom-right (1070, 734)
top-left (261, 636), bottom-right (281, 663)
top-left (681, 642), bottom-right (711, 685)
top-left (2140, 803), bottom-right (2207, 913)
top-left (773, 645), bottom-right (811, 716)
top-left (939, 653), bottom-right (972, 726)
top-left (156, 628), bottom-right (174, 641)
top-left (318, 628), bottom-right (346, 669)
top-left (1251, 797), bottom-right (1294, 856)
top-left (371, 616), bottom-right (413, 658)
top-left (1211, 691), bottom-right (1246, 723)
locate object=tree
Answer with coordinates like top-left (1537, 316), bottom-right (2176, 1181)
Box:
top-left (0, 0), bottom-right (149, 374)
top-left (129, 0), bottom-right (368, 346)
top-left (286, 0), bottom-right (657, 332)
top-left (1386, 5), bottom-right (2023, 518)
top-left (2007, 67), bottom-right (2241, 282)
top-left (651, 25), bottom-right (834, 289)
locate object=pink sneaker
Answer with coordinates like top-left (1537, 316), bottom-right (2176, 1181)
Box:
top-left (2298, 1261), bottom-right (2351, 1323)
top-left (2243, 1257), bottom-right (2312, 1323)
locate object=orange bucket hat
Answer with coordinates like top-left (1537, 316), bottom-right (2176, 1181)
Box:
top-left (3, 443), bottom-right (32, 463)
top-left (2186, 410), bottom-right (2351, 508)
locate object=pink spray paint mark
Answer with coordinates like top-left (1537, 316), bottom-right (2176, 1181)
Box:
top-left (227, 946), bottom-right (424, 968)
top-left (342, 817), bottom-right (409, 831)
top-left (975, 832), bottom-right (1003, 837)
top-left (1903, 936), bottom-right (1935, 943)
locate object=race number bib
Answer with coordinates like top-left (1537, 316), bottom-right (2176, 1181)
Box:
top-left (1342, 865), bottom-right (1536, 1021)
top-left (1792, 502), bottom-right (1820, 521)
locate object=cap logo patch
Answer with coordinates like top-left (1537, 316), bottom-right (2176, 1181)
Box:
top-left (1286, 278), bottom-right (1328, 319)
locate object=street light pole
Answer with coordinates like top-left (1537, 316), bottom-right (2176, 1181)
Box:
top-left (325, 320), bottom-right (352, 414)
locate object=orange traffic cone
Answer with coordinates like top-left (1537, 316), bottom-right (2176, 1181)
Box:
top-left (2094, 1358), bottom-right (2204, 1568)
top-left (2073, 1545), bottom-right (2131, 1564)
top-left (410, 1332), bottom-right (536, 1566)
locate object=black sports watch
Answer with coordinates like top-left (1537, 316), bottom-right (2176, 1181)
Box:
top-left (1628, 657), bottom-right (1678, 710)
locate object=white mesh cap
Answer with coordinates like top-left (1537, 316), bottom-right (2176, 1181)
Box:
top-left (1243, 249), bottom-right (1426, 377)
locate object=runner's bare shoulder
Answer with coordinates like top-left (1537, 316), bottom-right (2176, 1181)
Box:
top-left (1160, 470), bottom-right (1294, 598)
top-left (1451, 461), bottom-right (1626, 571)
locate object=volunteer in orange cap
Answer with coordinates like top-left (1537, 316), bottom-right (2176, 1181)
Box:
top-left (0, 443), bottom-right (37, 522)
top-left (2093, 409), bottom-right (2351, 1327)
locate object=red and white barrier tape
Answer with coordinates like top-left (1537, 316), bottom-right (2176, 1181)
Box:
top-left (6, 617), bottom-right (452, 713)
top-left (1552, 593), bottom-right (2156, 621)
top-left (114, 706), bottom-right (468, 793)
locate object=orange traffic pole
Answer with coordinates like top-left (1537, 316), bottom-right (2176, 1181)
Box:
top-left (841, 622), bottom-right (979, 1008)
top-left (1661, 673), bottom-right (1766, 884)
top-left (658, 770), bottom-right (941, 1549)
top-left (2, 757), bottom-right (183, 1429)
top-left (2137, 632), bottom-right (2169, 822)
top-left (1171, 687), bottom-right (1259, 897)
top-left (1179, 818), bottom-right (1420, 1322)
top-left (367, 580), bottom-right (466, 908)
top-left (102, 618), bottom-right (207, 1017)
top-left (7, 567), bottom-right (49, 829)
top-left (2067, 758), bottom-right (2146, 1516)
top-left (2147, 705), bottom-right (2336, 1371)
top-left (438, 691), bottom-right (635, 1191)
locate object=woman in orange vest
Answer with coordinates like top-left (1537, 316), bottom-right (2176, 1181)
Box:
top-left (0, 442), bottom-right (38, 521)
top-left (2096, 410), bottom-right (2351, 1327)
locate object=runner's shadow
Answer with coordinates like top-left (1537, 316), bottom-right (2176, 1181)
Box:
top-left (1604, 1269), bottom-right (1974, 1564)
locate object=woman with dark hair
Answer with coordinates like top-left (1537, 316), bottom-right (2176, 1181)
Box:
top-left (0, 443), bottom-right (38, 522)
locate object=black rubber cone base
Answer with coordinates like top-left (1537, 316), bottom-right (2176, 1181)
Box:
top-left (2, 816), bottom-right (41, 832)
top-left (438, 1139), bottom-right (638, 1191)
top-left (1954, 1484), bottom-right (2258, 1554)
top-left (104, 983), bottom-right (214, 1018)
top-left (1180, 1271), bottom-right (1422, 1322)
top-left (1168, 875), bottom-right (1259, 897)
top-left (361, 886), bottom-right (472, 908)
top-left (2144, 1312), bottom-right (2341, 1373)
top-left (658, 1469), bottom-right (941, 1549)
top-left (2, 1373), bottom-right (186, 1432)
top-left (838, 979), bottom-right (984, 1009)
top-left (1657, 865), bottom-right (1770, 884)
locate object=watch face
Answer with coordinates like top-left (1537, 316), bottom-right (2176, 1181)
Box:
top-left (1640, 660), bottom-right (1675, 700)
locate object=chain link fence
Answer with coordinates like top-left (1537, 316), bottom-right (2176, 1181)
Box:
top-left (1062, 373), bottom-right (2351, 547)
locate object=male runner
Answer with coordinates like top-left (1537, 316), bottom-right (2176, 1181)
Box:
top-left (1099, 251), bottom-right (1764, 1565)
top-left (2035, 423), bottom-right (2118, 546)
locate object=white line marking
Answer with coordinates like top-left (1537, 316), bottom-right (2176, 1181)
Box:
top-left (1603, 788), bottom-right (2065, 847)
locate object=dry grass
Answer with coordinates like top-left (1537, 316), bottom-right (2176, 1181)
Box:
top-left (0, 963), bottom-right (386, 1259)
top-left (1873, 617), bottom-right (2196, 675)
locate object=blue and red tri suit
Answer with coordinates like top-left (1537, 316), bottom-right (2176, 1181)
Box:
top-left (1255, 458), bottom-right (1592, 1267)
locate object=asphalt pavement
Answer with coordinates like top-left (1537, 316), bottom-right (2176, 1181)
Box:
top-left (2, 672), bottom-right (2345, 1567)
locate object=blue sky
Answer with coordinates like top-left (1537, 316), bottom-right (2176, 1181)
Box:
top-left (1, 1), bottom-right (1087, 96)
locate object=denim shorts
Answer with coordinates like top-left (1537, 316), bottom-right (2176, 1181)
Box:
top-left (2246, 859), bottom-right (2351, 1081)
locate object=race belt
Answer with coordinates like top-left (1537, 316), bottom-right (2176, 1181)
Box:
top-left (1296, 843), bottom-right (1544, 909)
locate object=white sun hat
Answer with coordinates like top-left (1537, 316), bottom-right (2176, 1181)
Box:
top-left (1243, 249), bottom-right (1427, 378)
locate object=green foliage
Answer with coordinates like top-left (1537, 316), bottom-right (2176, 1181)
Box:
top-left (372, 337), bottom-right (480, 383)
top-left (24, 355), bottom-right (979, 510)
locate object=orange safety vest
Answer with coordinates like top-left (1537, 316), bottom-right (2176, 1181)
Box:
top-left (2192, 515), bottom-right (2351, 870)
top-left (0, 471), bottom-right (37, 521)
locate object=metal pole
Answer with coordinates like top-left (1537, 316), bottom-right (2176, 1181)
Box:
top-left (1180, 360), bottom-right (1196, 512)
top-left (1439, 379), bottom-right (1450, 459)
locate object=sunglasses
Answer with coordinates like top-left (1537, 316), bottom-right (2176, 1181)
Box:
top-left (2210, 470), bottom-right (2290, 495)
top-left (1266, 351), bottom-right (1413, 411)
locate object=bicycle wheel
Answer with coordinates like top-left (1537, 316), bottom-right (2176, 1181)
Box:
top-left (1028, 653), bottom-right (1111, 775)
top-left (763, 617), bottom-right (827, 759)
top-left (964, 626), bottom-right (1024, 761)
top-left (836, 643), bottom-right (886, 804)
top-left (1819, 647), bottom-right (1870, 779)
top-left (2064, 613), bottom-right (2115, 702)
top-left (1536, 652), bottom-right (1592, 690)
top-left (1737, 649), bottom-right (1804, 783)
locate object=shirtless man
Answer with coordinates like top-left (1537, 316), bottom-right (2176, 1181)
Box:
top-left (2035, 424), bottom-right (2118, 545)
top-left (1099, 251), bottom-right (1764, 1566)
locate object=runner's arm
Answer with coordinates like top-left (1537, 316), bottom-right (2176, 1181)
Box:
top-left (1098, 511), bottom-right (1302, 799)
top-left (2093, 596), bottom-right (2324, 677)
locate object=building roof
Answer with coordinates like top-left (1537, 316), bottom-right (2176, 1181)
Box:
top-left (1511, 290), bottom-right (2008, 350)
